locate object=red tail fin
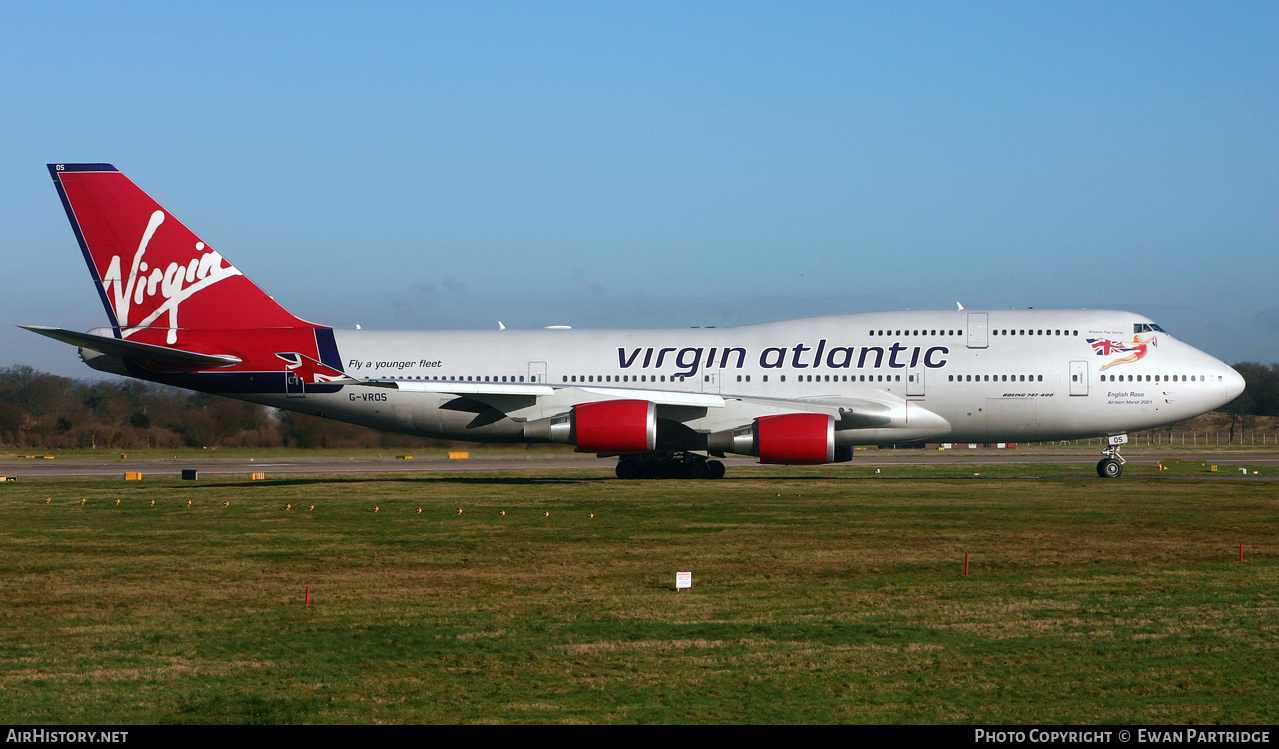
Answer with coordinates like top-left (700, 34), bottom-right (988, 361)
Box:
top-left (49, 164), bottom-right (313, 346)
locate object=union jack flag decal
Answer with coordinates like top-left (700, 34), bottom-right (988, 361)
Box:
top-left (1087, 338), bottom-right (1127, 356)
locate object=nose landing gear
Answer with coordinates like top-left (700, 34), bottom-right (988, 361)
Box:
top-left (1096, 434), bottom-right (1127, 478)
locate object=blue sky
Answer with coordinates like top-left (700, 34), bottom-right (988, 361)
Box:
top-left (2, 2), bottom-right (1275, 377)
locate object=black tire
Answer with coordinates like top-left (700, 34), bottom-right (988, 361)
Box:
top-left (688, 461), bottom-right (710, 480)
top-left (706, 460), bottom-right (725, 479)
top-left (1097, 458), bottom-right (1123, 478)
top-left (615, 461), bottom-right (641, 480)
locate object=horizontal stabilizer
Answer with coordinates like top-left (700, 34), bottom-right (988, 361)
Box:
top-left (20, 326), bottom-right (242, 368)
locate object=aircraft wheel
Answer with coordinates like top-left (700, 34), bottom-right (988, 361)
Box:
top-left (1097, 458), bottom-right (1123, 479)
top-left (706, 460), bottom-right (725, 480)
top-left (687, 461), bottom-right (710, 480)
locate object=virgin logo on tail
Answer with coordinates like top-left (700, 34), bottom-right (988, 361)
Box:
top-left (103, 210), bottom-right (243, 344)
top-left (52, 164), bottom-right (315, 341)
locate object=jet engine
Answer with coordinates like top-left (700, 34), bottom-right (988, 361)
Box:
top-left (708, 413), bottom-right (853, 464)
top-left (523, 399), bottom-right (657, 453)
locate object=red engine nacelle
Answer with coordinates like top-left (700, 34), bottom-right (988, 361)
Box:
top-left (572, 399), bottom-right (657, 453)
top-left (754, 413), bottom-right (837, 464)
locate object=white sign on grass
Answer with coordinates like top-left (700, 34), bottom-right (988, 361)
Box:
top-left (676, 571), bottom-right (692, 590)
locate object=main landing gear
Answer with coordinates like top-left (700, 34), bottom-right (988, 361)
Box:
top-left (615, 452), bottom-right (725, 480)
top-left (1096, 434), bottom-right (1128, 478)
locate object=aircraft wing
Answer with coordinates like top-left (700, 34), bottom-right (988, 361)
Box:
top-left (354, 379), bottom-right (725, 414)
top-left (729, 394), bottom-right (896, 428)
top-left (362, 380), bottom-right (556, 396)
top-left (360, 380), bottom-right (725, 404)
top-left (20, 326), bottom-right (242, 368)
top-left (354, 378), bottom-right (903, 430)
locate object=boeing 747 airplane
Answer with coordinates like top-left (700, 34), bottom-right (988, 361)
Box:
top-left (26, 164), bottom-right (1245, 479)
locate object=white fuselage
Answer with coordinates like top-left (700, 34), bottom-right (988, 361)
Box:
top-left (244, 309), bottom-right (1243, 447)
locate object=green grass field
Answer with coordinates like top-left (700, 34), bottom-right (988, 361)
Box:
top-left (0, 465), bottom-right (1275, 724)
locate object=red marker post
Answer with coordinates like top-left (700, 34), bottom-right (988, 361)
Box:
top-left (305, 586), bottom-right (311, 607)
top-left (964, 553), bottom-right (970, 576)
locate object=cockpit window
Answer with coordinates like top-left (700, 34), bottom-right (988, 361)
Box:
top-left (1134, 323), bottom-right (1166, 333)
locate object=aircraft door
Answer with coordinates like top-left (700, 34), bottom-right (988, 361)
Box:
top-left (285, 371), bottom-right (305, 398)
top-left (906, 367), bottom-right (925, 396)
top-left (527, 361), bottom-right (547, 383)
top-left (966, 313), bottom-right (989, 349)
top-left (1069, 360), bottom-right (1089, 396)
top-left (702, 370), bottom-right (722, 394)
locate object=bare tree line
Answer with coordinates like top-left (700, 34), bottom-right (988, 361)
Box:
top-left (0, 365), bottom-right (450, 450)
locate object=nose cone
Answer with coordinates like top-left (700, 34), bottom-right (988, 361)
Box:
top-left (1224, 364), bottom-right (1246, 402)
